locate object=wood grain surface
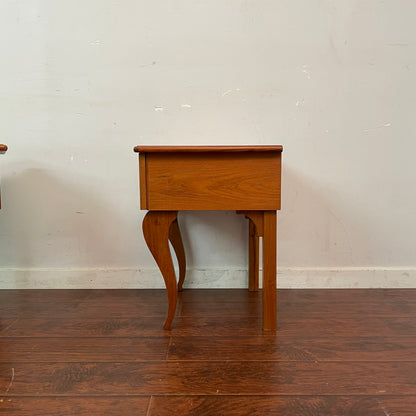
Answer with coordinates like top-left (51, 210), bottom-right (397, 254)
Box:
top-left (134, 145), bottom-right (283, 153)
top-left (141, 152), bottom-right (281, 210)
top-left (1, 289), bottom-right (416, 415)
top-left (148, 396), bottom-right (416, 416)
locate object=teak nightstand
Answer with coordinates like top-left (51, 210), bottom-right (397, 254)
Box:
top-left (0, 144), bottom-right (7, 209)
top-left (134, 145), bottom-right (283, 330)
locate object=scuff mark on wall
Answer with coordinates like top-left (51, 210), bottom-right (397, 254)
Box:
top-left (140, 61), bottom-right (156, 68)
top-left (301, 65), bottom-right (311, 79)
top-left (222, 88), bottom-right (241, 97)
top-left (363, 123), bottom-right (391, 132)
top-left (388, 43), bottom-right (409, 47)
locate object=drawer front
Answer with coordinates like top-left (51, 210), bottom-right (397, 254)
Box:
top-left (140, 151), bottom-right (281, 211)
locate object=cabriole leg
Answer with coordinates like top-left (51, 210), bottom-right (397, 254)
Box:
top-left (169, 218), bottom-right (186, 291)
top-left (142, 211), bottom-right (179, 330)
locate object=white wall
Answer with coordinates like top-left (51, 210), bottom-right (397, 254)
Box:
top-left (0, 0), bottom-right (415, 288)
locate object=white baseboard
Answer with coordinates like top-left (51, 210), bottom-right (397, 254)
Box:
top-left (0, 267), bottom-right (415, 289)
top-left (0, 268), bottom-right (249, 289)
top-left (277, 267), bottom-right (416, 288)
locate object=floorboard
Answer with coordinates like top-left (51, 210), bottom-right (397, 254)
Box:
top-left (167, 335), bottom-right (416, 361)
top-left (147, 395), bottom-right (416, 416)
top-left (0, 397), bottom-right (150, 415)
top-left (2, 361), bottom-right (416, 396)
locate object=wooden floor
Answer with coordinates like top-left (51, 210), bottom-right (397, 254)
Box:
top-left (1, 289), bottom-right (416, 415)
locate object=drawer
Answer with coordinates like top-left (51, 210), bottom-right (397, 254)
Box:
top-left (137, 147), bottom-right (282, 211)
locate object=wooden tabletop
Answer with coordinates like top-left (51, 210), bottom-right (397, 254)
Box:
top-left (134, 145), bottom-right (283, 153)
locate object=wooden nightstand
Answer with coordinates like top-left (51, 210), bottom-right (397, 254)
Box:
top-left (134, 145), bottom-right (283, 330)
top-left (0, 144), bottom-right (7, 209)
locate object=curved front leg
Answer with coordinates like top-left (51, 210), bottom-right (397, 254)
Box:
top-left (142, 211), bottom-right (178, 330)
top-left (169, 218), bottom-right (186, 291)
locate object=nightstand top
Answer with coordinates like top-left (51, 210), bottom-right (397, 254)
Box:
top-left (134, 145), bottom-right (283, 153)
